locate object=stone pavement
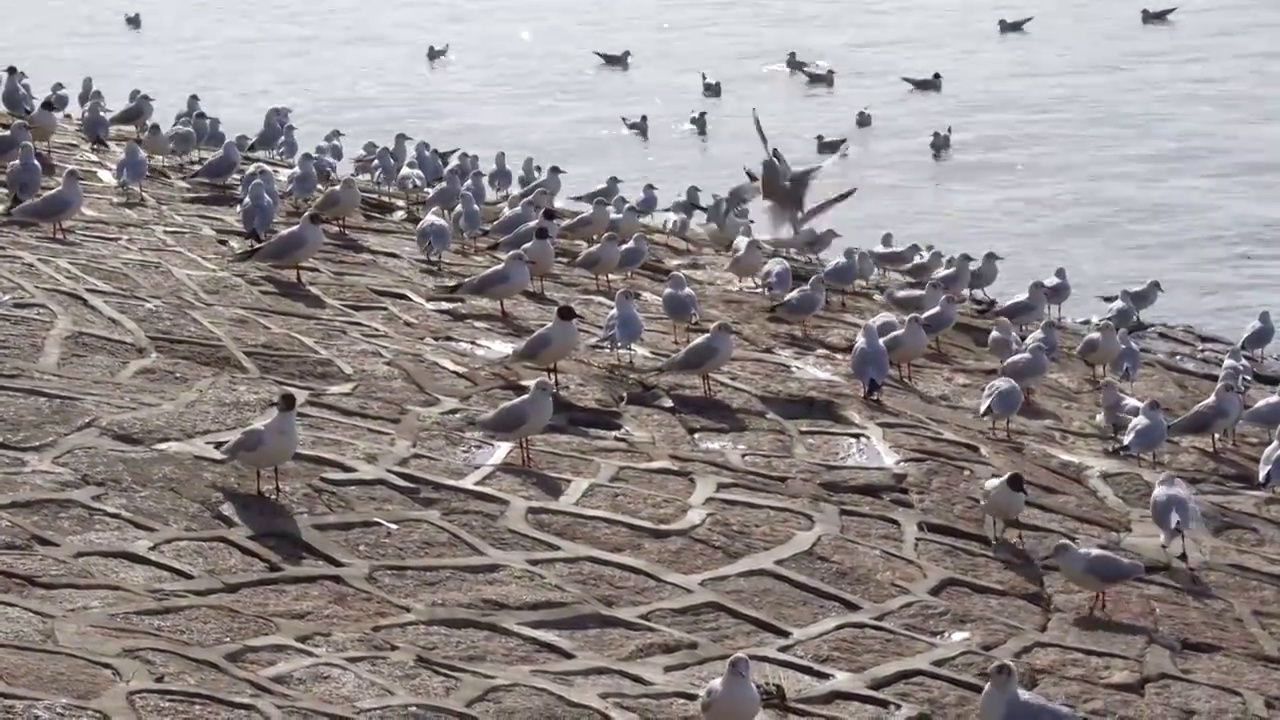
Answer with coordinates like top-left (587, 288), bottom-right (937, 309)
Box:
top-left (0, 128), bottom-right (1278, 718)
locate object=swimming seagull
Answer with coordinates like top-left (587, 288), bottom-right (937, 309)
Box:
top-left (700, 72), bottom-right (722, 98)
top-left (981, 471), bottom-right (1028, 543)
top-left (648, 319), bottom-right (735, 398)
top-left (1049, 539), bottom-right (1145, 615)
top-left (124, 12), bottom-right (142, 29)
top-left (7, 167), bottom-right (84, 240)
top-left (594, 288), bottom-right (644, 363)
top-left (593, 49), bottom-right (632, 69)
top-left (113, 139), bottom-right (148, 198)
top-left (979, 660), bottom-right (1077, 720)
top-left (427, 44), bottom-right (450, 61)
top-left (219, 391), bottom-right (298, 498)
top-left (979, 377), bottom-right (1024, 438)
top-left (662, 271), bottom-right (701, 343)
top-left (5, 141), bottom-right (42, 210)
top-left (1167, 381), bottom-right (1242, 453)
top-left (494, 305), bottom-right (581, 389)
top-left (1115, 398), bottom-right (1167, 465)
top-left (1149, 472), bottom-right (1200, 564)
top-left (784, 51), bottom-right (811, 72)
top-left (855, 109), bottom-right (873, 128)
top-left (998, 16), bottom-right (1034, 33)
top-left (814, 134), bottom-right (847, 155)
top-left (230, 211), bottom-right (325, 284)
top-left (801, 68), bottom-right (836, 86)
top-left (1238, 310), bottom-right (1274, 361)
top-left (186, 140), bottom-right (242, 186)
top-left (901, 72), bottom-right (943, 91)
top-left (850, 322), bottom-right (890, 401)
top-left (476, 379), bottom-right (556, 467)
top-left (698, 653), bottom-right (761, 719)
top-left (442, 250), bottom-right (532, 317)
top-left (929, 127), bottom-right (952, 154)
top-left (689, 110), bottom-right (708, 136)
top-left (1142, 7), bottom-right (1177, 24)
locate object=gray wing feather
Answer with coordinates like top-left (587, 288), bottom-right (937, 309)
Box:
top-left (997, 297), bottom-right (1031, 319)
top-left (1168, 399), bottom-right (1220, 435)
top-left (461, 264), bottom-right (510, 296)
top-left (1076, 335), bottom-right (1099, 358)
top-left (477, 398), bottom-right (529, 436)
top-left (249, 227), bottom-right (305, 264)
top-left (510, 328), bottom-right (554, 362)
top-left (1078, 548), bottom-right (1144, 584)
top-left (660, 336), bottom-right (718, 373)
top-left (221, 426), bottom-right (265, 458)
top-left (109, 104), bottom-right (143, 125)
top-left (311, 187), bottom-right (341, 214)
top-left (195, 152), bottom-right (235, 179)
top-left (12, 191), bottom-right (70, 222)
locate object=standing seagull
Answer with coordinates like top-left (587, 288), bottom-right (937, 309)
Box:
top-left (698, 653), bottom-right (761, 720)
top-left (662, 271), bottom-right (701, 343)
top-left (1239, 310), bottom-right (1274, 361)
top-left (594, 288), bottom-right (645, 363)
top-left (5, 141), bottom-right (42, 210)
top-left (476, 379), bottom-right (557, 467)
top-left (1149, 473), bottom-right (1200, 564)
top-left (441, 250), bottom-right (532, 317)
top-left (979, 377), bottom-right (1024, 438)
top-left (309, 176), bottom-right (362, 232)
top-left (1116, 398), bottom-right (1167, 466)
top-left (653, 320), bottom-right (735, 397)
top-left (113, 139), bottom-right (149, 198)
top-left (850, 322), bottom-right (890, 401)
top-left (981, 471), bottom-right (1028, 544)
top-left (1049, 539), bottom-right (1145, 616)
top-left (494, 305), bottom-right (582, 389)
top-left (186, 140), bottom-right (242, 186)
top-left (7, 167), bottom-right (85, 240)
top-left (1166, 382), bottom-right (1243, 453)
top-left (230, 212), bottom-right (326, 285)
top-left (108, 93), bottom-right (155, 136)
top-left (219, 391), bottom-right (299, 498)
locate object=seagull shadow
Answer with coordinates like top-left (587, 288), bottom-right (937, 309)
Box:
top-left (185, 192), bottom-right (241, 208)
top-left (1070, 613), bottom-right (1153, 637)
top-left (328, 232), bottom-right (372, 254)
top-left (667, 392), bottom-right (745, 428)
top-left (1018, 403), bottom-right (1063, 424)
top-left (215, 485), bottom-right (307, 561)
top-left (496, 465), bottom-right (567, 498)
top-left (260, 275), bottom-right (327, 309)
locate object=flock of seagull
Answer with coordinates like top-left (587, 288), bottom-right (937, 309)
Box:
top-left (0, 6), bottom-right (1264, 714)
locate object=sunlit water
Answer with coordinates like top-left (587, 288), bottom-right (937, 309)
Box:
top-left (10, 0), bottom-right (1280, 336)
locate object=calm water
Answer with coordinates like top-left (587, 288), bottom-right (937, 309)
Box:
top-left (11, 0), bottom-right (1280, 335)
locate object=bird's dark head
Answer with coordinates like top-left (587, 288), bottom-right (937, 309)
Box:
top-left (932, 72), bottom-right (943, 79)
top-left (3, 66), bottom-right (17, 75)
top-left (1005, 471), bottom-right (1027, 495)
top-left (540, 208), bottom-right (558, 222)
top-left (555, 305), bottom-right (580, 322)
top-left (274, 392), bottom-right (298, 411)
top-left (534, 225), bottom-right (553, 240)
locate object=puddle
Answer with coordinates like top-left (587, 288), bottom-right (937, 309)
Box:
top-left (836, 436), bottom-right (899, 467)
top-left (440, 339), bottom-right (512, 360)
top-left (449, 439), bottom-right (506, 467)
top-left (789, 360), bottom-right (841, 382)
top-left (693, 434), bottom-right (743, 451)
top-left (939, 630), bottom-right (972, 643)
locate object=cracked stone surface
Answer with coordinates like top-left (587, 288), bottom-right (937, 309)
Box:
top-left (0, 125), bottom-right (1278, 719)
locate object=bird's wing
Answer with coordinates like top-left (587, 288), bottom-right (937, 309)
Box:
top-left (460, 264), bottom-right (512, 296)
top-left (751, 108), bottom-right (770, 157)
top-left (509, 326), bottom-right (555, 363)
top-left (1168, 399), bottom-right (1221, 435)
top-left (221, 425), bottom-right (265, 458)
top-left (796, 186), bottom-right (858, 229)
top-left (660, 335), bottom-right (720, 373)
top-left (477, 397), bottom-right (531, 436)
top-left (1076, 548), bottom-right (1144, 584)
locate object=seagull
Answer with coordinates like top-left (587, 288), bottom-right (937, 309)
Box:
top-left (1074, 320), bottom-right (1122, 379)
top-left (727, 237), bottom-right (766, 285)
top-left (1116, 398), bottom-right (1167, 466)
top-left (987, 317), bottom-right (1023, 362)
top-left (427, 44), bottom-right (450, 61)
top-left (1239, 310), bottom-right (1274, 361)
top-left (186, 140), bottom-right (242, 186)
top-left (7, 166), bottom-right (84, 240)
top-left (1049, 539), bottom-right (1144, 615)
top-left (219, 391), bottom-right (299, 498)
top-left (801, 68), bottom-right (836, 86)
top-left (979, 660), bottom-right (1077, 720)
top-left (700, 72), bottom-right (723, 98)
top-left (1150, 473), bottom-right (1200, 564)
top-left (998, 16), bottom-right (1034, 33)
top-left (571, 175), bottom-right (622, 205)
top-left (476, 379), bottom-right (556, 467)
top-left (1142, 7), bottom-right (1177, 24)
top-left (571, 231), bottom-right (621, 291)
top-left (981, 471), bottom-right (1028, 544)
top-left (124, 12), bottom-right (142, 29)
top-left (240, 178), bottom-right (276, 243)
top-left (1167, 382), bottom-right (1242, 453)
top-left (901, 72), bottom-right (943, 91)
top-left (5, 141), bottom-right (42, 210)
top-left (1042, 267), bottom-right (1071, 319)
top-left (1259, 429), bottom-right (1280, 490)
top-left (620, 114), bottom-right (649, 140)
top-left (979, 377), bottom-right (1024, 438)
top-left (689, 110), bottom-right (709, 136)
top-left (593, 49), bottom-right (632, 69)
top-left (882, 314), bottom-right (929, 382)
top-left (662, 271), bottom-right (701, 343)
top-left (654, 320), bottom-right (735, 397)
top-left (415, 207), bottom-right (451, 265)
top-left (698, 653), bottom-right (761, 720)
top-left (494, 305), bottom-right (581, 389)
top-left (855, 109), bottom-right (873, 128)
top-left (784, 51), bottom-right (810, 72)
top-left (441, 250), bottom-right (532, 317)
top-left (850, 322), bottom-right (890, 401)
top-left (615, 233), bottom-right (649, 277)
top-left (1098, 378), bottom-right (1144, 436)
top-left (814, 134), bottom-right (847, 155)
top-left (768, 275), bottom-right (825, 336)
top-left (230, 211), bottom-right (325, 284)
top-left (107, 93), bottom-right (154, 136)
top-left (488, 151), bottom-right (513, 196)
top-left (999, 342), bottom-right (1050, 401)
top-left (594, 288), bottom-right (644, 363)
top-left (1109, 329), bottom-right (1142, 384)
top-left (309, 176), bottom-right (362, 232)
